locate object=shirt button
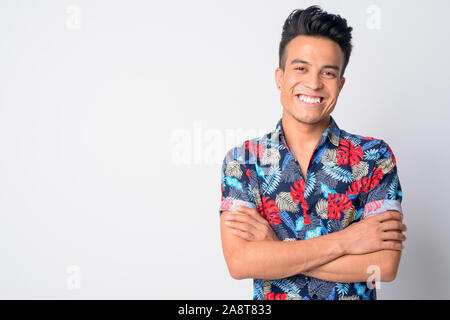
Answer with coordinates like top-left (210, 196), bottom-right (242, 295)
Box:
top-left (312, 294), bottom-right (318, 299)
top-left (306, 209), bottom-right (311, 214)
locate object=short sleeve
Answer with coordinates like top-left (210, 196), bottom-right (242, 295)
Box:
top-left (362, 140), bottom-right (403, 218)
top-left (219, 147), bottom-right (258, 215)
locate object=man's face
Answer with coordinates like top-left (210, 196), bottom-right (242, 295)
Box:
top-left (275, 35), bottom-right (346, 125)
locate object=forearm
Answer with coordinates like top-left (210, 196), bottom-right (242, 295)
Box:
top-left (233, 231), bottom-right (349, 280)
top-left (302, 249), bottom-right (401, 283)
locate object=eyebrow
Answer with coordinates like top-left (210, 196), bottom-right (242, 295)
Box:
top-left (290, 59), bottom-right (340, 72)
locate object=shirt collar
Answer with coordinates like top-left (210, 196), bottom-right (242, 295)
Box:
top-left (274, 115), bottom-right (341, 149)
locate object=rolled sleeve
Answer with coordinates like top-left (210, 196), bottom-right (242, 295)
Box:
top-left (363, 140), bottom-right (403, 218)
top-left (219, 147), bottom-right (257, 214)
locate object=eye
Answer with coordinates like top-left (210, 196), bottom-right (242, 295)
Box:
top-left (324, 71), bottom-right (336, 77)
top-left (295, 66), bottom-right (306, 71)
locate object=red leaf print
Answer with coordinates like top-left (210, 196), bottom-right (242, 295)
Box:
top-left (290, 179), bottom-right (306, 203)
top-left (336, 139), bottom-right (351, 165)
top-left (264, 292), bottom-right (275, 300)
top-left (327, 193), bottom-right (352, 220)
top-left (303, 212), bottom-right (311, 225)
top-left (261, 196), bottom-right (281, 226)
top-left (245, 140), bottom-right (265, 158)
top-left (257, 202), bottom-right (265, 219)
top-left (369, 167), bottom-right (384, 191)
top-left (264, 292), bottom-right (286, 300)
top-left (245, 168), bottom-right (251, 180)
top-left (290, 180), bottom-right (311, 224)
top-left (347, 179), bottom-right (362, 195)
top-left (364, 199), bottom-right (385, 215)
top-left (347, 176), bottom-right (371, 195)
top-left (276, 293), bottom-right (287, 300)
top-left (300, 200), bottom-right (309, 212)
top-left (349, 145), bottom-right (364, 166)
top-left (337, 139), bottom-right (363, 166)
top-left (267, 213), bottom-right (282, 226)
top-left (362, 177), bottom-right (371, 193)
top-left (220, 198), bottom-right (233, 211)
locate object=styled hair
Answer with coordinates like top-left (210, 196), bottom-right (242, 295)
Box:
top-left (279, 5), bottom-right (353, 77)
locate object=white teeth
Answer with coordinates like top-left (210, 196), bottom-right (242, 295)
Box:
top-left (299, 95), bottom-right (321, 104)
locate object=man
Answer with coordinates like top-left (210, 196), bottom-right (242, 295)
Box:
top-left (218, 6), bottom-right (406, 300)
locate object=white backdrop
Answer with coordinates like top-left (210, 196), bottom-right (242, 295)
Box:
top-left (0, 0), bottom-right (449, 299)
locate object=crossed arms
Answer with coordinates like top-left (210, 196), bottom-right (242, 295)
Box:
top-left (220, 206), bottom-right (406, 283)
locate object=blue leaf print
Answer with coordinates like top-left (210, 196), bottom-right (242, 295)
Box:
top-left (247, 183), bottom-right (255, 202)
top-left (295, 216), bottom-right (304, 232)
top-left (266, 137), bottom-right (285, 151)
top-left (319, 219), bottom-right (328, 235)
top-left (320, 182), bottom-right (337, 199)
top-left (322, 163), bottom-right (354, 183)
top-left (254, 163), bottom-right (265, 179)
top-left (334, 127), bottom-right (340, 136)
top-left (326, 288), bottom-right (336, 300)
top-left (233, 148), bottom-right (244, 162)
top-left (305, 226), bottom-right (322, 240)
top-left (281, 152), bottom-right (293, 170)
top-left (261, 166), bottom-right (282, 195)
top-left (387, 175), bottom-right (399, 200)
top-left (343, 135), bottom-right (361, 146)
top-left (354, 208), bottom-right (364, 221)
top-left (225, 176), bottom-right (243, 191)
top-left (280, 211), bottom-right (296, 233)
top-left (277, 143), bottom-right (286, 150)
top-left (335, 283), bottom-right (349, 296)
top-left (272, 278), bottom-right (302, 294)
top-left (354, 282), bottom-right (370, 300)
top-left (313, 144), bottom-right (328, 163)
top-left (364, 148), bottom-right (380, 161)
top-left (362, 139), bottom-right (381, 151)
top-left (253, 279), bottom-right (264, 300)
top-left (354, 282), bottom-right (367, 296)
top-left (304, 172), bottom-right (316, 199)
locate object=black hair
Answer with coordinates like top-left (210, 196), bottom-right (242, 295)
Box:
top-left (279, 5), bottom-right (353, 77)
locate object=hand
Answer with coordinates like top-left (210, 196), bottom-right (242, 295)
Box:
top-left (224, 205), bottom-right (279, 241)
top-left (341, 210), bottom-right (407, 255)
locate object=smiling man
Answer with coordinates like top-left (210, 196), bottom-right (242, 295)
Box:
top-left (219, 6), bottom-right (406, 300)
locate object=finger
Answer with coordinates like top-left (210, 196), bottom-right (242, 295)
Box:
top-left (235, 208), bottom-right (269, 226)
top-left (375, 211), bottom-right (403, 223)
top-left (229, 228), bottom-right (254, 241)
top-left (380, 220), bottom-right (406, 232)
top-left (381, 240), bottom-right (404, 251)
top-left (237, 205), bottom-right (266, 221)
top-left (225, 220), bottom-right (254, 233)
top-left (381, 231), bottom-right (406, 242)
top-left (226, 212), bottom-right (260, 225)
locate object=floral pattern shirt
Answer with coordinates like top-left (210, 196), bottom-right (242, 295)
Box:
top-left (219, 115), bottom-right (403, 300)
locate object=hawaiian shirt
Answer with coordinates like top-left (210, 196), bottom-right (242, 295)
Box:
top-left (219, 115), bottom-right (403, 300)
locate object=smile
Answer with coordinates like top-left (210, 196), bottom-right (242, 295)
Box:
top-left (296, 94), bottom-right (324, 105)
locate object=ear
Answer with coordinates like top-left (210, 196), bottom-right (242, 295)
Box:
top-left (338, 76), bottom-right (346, 92)
top-left (275, 67), bottom-right (284, 90)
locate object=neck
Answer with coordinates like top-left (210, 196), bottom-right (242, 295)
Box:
top-left (280, 111), bottom-right (331, 151)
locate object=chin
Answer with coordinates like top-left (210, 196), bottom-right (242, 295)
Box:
top-left (292, 113), bottom-right (325, 125)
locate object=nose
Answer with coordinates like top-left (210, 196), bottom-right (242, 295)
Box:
top-left (303, 72), bottom-right (323, 90)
